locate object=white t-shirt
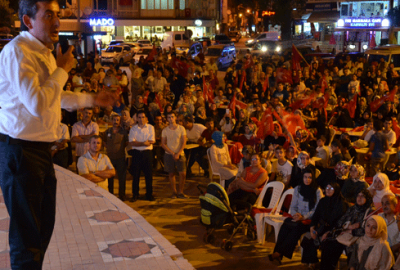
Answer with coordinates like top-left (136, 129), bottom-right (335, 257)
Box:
top-left (364, 129), bottom-right (375, 142)
top-left (384, 129), bottom-right (396, 147)
top-left (271, 159), bottom-right (293, 185)
top-left (72, 75), bottom-right (84, 92)
top-left (162, 125), bottom-right (186, 155)
top-left (186, 123), bottom-right (206, 143)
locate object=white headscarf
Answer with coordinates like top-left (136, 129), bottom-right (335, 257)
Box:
top-left (368, 173), bottom-right (394, 204)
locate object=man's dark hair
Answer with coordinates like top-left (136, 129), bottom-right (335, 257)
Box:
top-left (166, 111), bottom-right (176, 117)
top-left (340, 138), bottom-right (351, 149)
top-left (183, 116), bottom-right (194, 123)
top-left (318, 135), bottom-right (326, 142)
top-left (19, 0), bottom-right (55, 31)
top-left (136, 110), bottom-right (146, 117)
top-left (89, 135), bottom-right (102, 143)
top-left (205, 117), bottom-right (214, 123)
top-left (331, 139), bottom-right (341, 148)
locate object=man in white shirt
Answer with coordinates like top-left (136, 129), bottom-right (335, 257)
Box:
top-left (128, 110), bottom-right (155, 202)
top-left (52, 116), bottom-right (70, 168)
top-left (379, 195), bottom-right (400, 254)
top-left (71, 107), bottom-right (99, 159)
top-left (153, 70), bottom-right (167, 93)
top-left (361, 119), bottom-right (375, 143)
top-left (162, 111), bottom-right (187, 198)
top-left (383, 117), bottom-right (396, 169)
top-left (183, 116), bottom-right (208, 177)
top-left (270, 146), bottom-right (293, 187)
top-left (77, 135), bottom-right (115, 191)
top-left (72, 71), bottom-right (84, 92)
top-left (0, 1), bottom-right (115, 268)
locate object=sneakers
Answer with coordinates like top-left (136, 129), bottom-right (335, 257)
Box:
top-left (146, 195), bottom-right (156, 201)
top-left (177, 193), bottom-right (188, 199)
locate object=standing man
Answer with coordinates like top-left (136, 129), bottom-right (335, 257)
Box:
top-left (71, 107), bottom-right (99, 161)
top-left (0, 0), bottom-right (115, 268)
top-left (128, 110), bottom-right (156, 202)
top-left (102, 114), bottom-right (129, 201)
top-left (77, 135), bottom-right (116, 191)
top-left (162, 111), bottom-right (188, 198)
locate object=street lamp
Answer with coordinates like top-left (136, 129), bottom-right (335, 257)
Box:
top-left (239, 13), bottom-right (243, 18)
top-left (247, 9), bottom-right (251, 13)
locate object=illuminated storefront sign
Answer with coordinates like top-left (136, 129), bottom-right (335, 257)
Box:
top-left (194, 20), bottom-right (202, 26)
top-left (337, 17), bottom-right (389, 28)
top-left (89, 18), bottom-right (115, 26)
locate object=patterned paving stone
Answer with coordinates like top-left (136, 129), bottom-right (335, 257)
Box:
top-left (93, 210), bottom-right (130, 223)
top-left (0, 252), bottom-right (10, 269)
top-left (0, 219), bottom-right (9, 232)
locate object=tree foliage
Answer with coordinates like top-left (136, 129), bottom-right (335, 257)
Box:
top-left (388, 6), bottom-right (400, 27)
top-left (0, 0), bottom-right (13, 28)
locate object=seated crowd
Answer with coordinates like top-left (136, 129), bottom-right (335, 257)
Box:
top-left (56, 46), bottom-right (400, 269)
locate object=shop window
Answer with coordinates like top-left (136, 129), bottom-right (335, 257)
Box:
top-left (148, 0), bottom-right (154, 9)
top-left (141, 0), bottom-right (145, 9)
top-left (176, 34), bottom-right (182, 40)
top-left (155, 0), bottom-right (160, 9)
top-left (169, 0), bottom-right (174, 9)
top-left (180, 0), bottom-right (185, 9)
top-left (341, 4), bottom-right (348, 16)
top-left (391, 54), bottom-right (400, 68)
top-left (161, 0), bottom-right (167, 9)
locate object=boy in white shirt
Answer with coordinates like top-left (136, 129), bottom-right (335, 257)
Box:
top-left (270, 146), bottom-right (293, 188)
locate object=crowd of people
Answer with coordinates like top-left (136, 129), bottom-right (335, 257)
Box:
top-left (55, 41), bottom-right (400, 269)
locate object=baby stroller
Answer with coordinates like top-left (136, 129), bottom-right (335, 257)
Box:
top-left (198, 182), bottom-right (256, 251)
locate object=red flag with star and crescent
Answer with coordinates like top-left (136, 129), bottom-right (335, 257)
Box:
top-left (290, 94), bottom-right (315, 111)
top-left (203, 76), bottom-right (214, 104)
top-left (276, 67), bottom-right (293, 85)
top-left (347, 93), bottom-right (358, 118)
top-left (171, 57), bottom-right (189, 78)
top-left (244, 57), bottom-right (254, 69)
top-left (256, 109), bottom-right (274, 139)
top-left (292, 44), bottom-right (302, 72)
top-left (239, 70), bottom-right (246, 91)
top-left (145, 45), bottom-right (157, 63)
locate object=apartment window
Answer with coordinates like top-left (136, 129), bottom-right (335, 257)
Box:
top-left (142, 0), bottom-right (174, 9)
top-left (179, 0), bottom-right (185, 9)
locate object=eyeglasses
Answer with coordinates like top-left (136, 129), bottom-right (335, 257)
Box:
top-left (251, 158), bottom-right (259, 161)
top-left (326, 186), bottom-right (334, 191)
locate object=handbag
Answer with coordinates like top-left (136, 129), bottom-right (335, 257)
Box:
top-left (335, 206), bottom-right (377, 247)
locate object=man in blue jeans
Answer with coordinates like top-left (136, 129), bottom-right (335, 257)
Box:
top-left (0, 1), bottom-right (115, 268)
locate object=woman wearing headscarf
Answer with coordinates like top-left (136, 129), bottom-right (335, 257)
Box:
top-left (342, 164), bottom-right (370, 204)
top-left (232, 109), bottom-right (249, 137)
top-left (349, 215), bottom-right (394, 270)
top-left (319, 188), bottom-right (375, 270)
top-left (316, 160), bottom-right (350, 189)
top-left (300, 181), bottom-right (348, 268)
top-left (354, 97), bottom-right (370, 127)
top-left (289, 151), bottom-right (317, 188)
top-left (269, 168), bottom-right (323, 264)
top-left (121, 109), bottom-right (136, 131)
top-left (368, 172), bottom-right (395, 208)
top-left (195, 106), bottom-right (207, 126)
top-left (130, 95), bottom-right (147, 118)
top-left (209, 131), bottom-right (238, 189)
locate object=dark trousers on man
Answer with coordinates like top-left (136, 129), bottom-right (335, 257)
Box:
top-left (129, 150), bottom-right (153, 199)
top-left (108, 157), bottom-right (127, 196)
top-left (185, 147), bottom-right (208, 174)
top-left (0, 139), bottom-right (56, 269)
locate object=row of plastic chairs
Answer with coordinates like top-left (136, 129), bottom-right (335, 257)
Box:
top-left (253, 181), bottom-right (294, 244)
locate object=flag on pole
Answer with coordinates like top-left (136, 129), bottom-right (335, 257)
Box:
top-left (290, 95), bottom-right (315, 111)
top-left (171, 57), bottom-right (189, 78)
top-left (292, 44), bottom-right (308, 71)
top-left (239, 70), bottom-right (246, 91)
top-left (276, 67), bottom-right (293, 84)
top-left (347, 93), bottom-right (358, 118)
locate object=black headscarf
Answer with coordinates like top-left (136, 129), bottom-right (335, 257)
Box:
top-left (299, 168), bottom-right (319, 210)
top-left (355, 187), bottom-right (373, 212)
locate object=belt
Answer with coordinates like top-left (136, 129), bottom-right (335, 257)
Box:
top-left (0, 133), bottom-right (53, 148)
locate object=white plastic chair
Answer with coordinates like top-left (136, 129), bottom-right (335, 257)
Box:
top-left (262, 188), bottom-right (295, 244)
top-left (207, 148), bottom-right (224, 188)
top-left (254, 181), bottom-right (285, 244)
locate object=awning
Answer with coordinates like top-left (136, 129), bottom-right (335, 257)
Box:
top-left (307, 11), bottom-right (340, 23)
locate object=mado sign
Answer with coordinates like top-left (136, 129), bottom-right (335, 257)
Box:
top-left (89, 18), bottom-right (115, 26)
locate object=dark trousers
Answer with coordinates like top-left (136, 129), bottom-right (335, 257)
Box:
top-left (52, 148), bottom-right (69, 168)
top-left (228, 188), bottom-right (258, 206)
top-left (0, 140), bottom-right (56, 269)
top-left (273, 218), bottom-right (310, 259)
top-left (185, 147), bottom-right (208, 172)
top-left (121, 92), bottom-right (129, 106)
top-left (320, 239), bottom-right (346, 270)
top-left (129, 150), bottom-right (153, 198)
top-left (108, 157), bottom-right (127, 196)
top-left (301, 235), bottom-right (319, 264)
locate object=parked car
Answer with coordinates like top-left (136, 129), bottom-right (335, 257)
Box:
top-left (133, 46), bottom-right (155, 64)
top-left (204, 44), bottom-right (236, 70)
top-left (175, 42), bottom-right (203, 59)
top-left (245, 32), bottom-right (280, 47)
top-left (101, 45), bottom-right (133, 65)
top-left (228, 31), bottom-right (241, 43)
top-left (334, 52), bottom-right (365, 66)
top-left (137, 39), bottom-right (152, 46)
top-left (365, 45), bottom-right (400, 72)
top-left (213, 34), bottom-right (234, 46)
top-left (192, 36), bottom-right (211, 46)
top-left (118, 42), bottom-right (142, 54)
top-left (108, 40), bottom-right (124, 46)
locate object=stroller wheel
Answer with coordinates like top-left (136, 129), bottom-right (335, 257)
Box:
top-left (206, 234), bottom-right (215, 245)
top-left (224, 240), bottom-right (233, 251)
top-left (247, 230), bottom-right (257, 241)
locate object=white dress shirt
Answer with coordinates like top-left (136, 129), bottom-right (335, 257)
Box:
top-left (129, 123), bottom-right (155, 151)
top-left (77, 151), bottom-right (114, 190)
top-left (0, 31), bottom-right (93, 142)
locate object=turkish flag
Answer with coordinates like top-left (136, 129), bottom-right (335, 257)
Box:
top-left (203, 76), bottom-right (214, 104)
top-left (235, 99), bottom-right (248, 110)
top-left (155, 94), bottom-right (163, 113)
top-left (283, 113), bottom-right (306, 136)
top-left (290, 95), bottom-right (315, 111)
top-left (347, 93), bottom-right (358, 118)
top-left (385, 88), bottom-right (397, 102)
top-left (292, 44), bottom-right (302, 71)
top-left (262, 75), bottom-right (269, 92)
top-left (370, 34), bottom-right (376, 48)
top-left (146, 45), bottom-right (157, 62)
top-left (276, 67), bottom-right (293, 85)
top-left (239, 70), bottom-right (246, 91)
top-left (256, 109), bottom-right (274, 139)
top-left (171, 57), bottom-right (189, 78)
top-left (143, 91), bottom-right (149, 105)
top-left (244, 57), bottom-right (254, 69)
top-left (229, 95), bottom-right (236, 118)
top-left (319, 76), bottom-right (328, 93)
top-left (370, 97), bottom-right (385, 112)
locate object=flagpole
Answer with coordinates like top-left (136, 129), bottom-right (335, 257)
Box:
top-left (293, 43), bottom-right (309, 66)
